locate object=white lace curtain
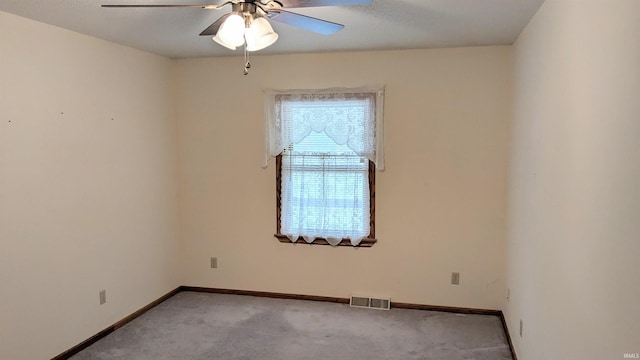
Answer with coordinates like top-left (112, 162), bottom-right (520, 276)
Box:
top-left (263, 87), bottom-right (385, 170)
top-left (263, 87), bottom-right (384, 246)
top-left (281, 153), bottom-right (370, 245)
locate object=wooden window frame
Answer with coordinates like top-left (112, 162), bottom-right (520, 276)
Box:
top-left (275, 154), bottom-right (377, 247)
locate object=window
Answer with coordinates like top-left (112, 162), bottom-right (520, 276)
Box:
top-left (264, 88), bottom-right (384, 247)
top-left (276, 147), bottom-right (376, 247)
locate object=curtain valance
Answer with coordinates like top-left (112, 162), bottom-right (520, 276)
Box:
top-left (263, 86), bottom-right (385, 170)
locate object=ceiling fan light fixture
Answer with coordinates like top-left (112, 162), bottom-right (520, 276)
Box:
top-left (214, 13), bottom-right (245, 48)
top-left (245, 17), bottom-right (279, 51)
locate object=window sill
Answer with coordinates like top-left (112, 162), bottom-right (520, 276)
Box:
top-left (274, 234), bottom-right (377, 247)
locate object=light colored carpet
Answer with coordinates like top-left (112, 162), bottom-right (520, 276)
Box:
top-left (70, 291), bottom-right (513, 360)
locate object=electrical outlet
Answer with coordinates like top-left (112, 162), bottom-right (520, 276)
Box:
top-left (519, 319), bottom-right (523, 337)
top-left (99, 290), bottom-right (106, 305)
top-left (451, 272), bottom-right (460, 285)
top-left (210, 257), bottom-right (218, 269)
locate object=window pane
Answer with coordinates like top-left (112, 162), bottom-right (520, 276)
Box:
top-left (281, 154), bottom-right (369, 240)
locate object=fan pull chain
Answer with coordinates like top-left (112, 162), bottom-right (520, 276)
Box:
top-left (243, 40), bottom-right (251, 75)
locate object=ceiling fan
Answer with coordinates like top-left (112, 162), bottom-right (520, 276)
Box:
top-left (102, 1), bottom-right (372, 63)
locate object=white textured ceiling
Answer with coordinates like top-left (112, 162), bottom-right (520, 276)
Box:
top-left (0, 0), bottom-right (544, 59)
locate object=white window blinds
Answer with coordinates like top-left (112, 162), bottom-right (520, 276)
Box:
top-left (281, 138), bottom-right (370, 245)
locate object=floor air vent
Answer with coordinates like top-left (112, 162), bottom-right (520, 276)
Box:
top-left (350, 295), bottom-right (391, 310)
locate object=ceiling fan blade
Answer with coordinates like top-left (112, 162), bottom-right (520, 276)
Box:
top-left (268, 10), bottom-right (343, 35)
top-left (101, 2), bottom-right (229, 10)
top-left (272, 0), bottom-right (371, 8)
top-left (103, 5), bottom-right (205, 8)
top-left (199, 13), bottom-right (231, 36)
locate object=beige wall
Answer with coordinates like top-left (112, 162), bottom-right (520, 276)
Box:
top-left (0, 12), bottom-right (181, 359)
top-left (506, 0), bottom-right (640, 358)
top-left (175, 47), bottom-right (511, 310)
